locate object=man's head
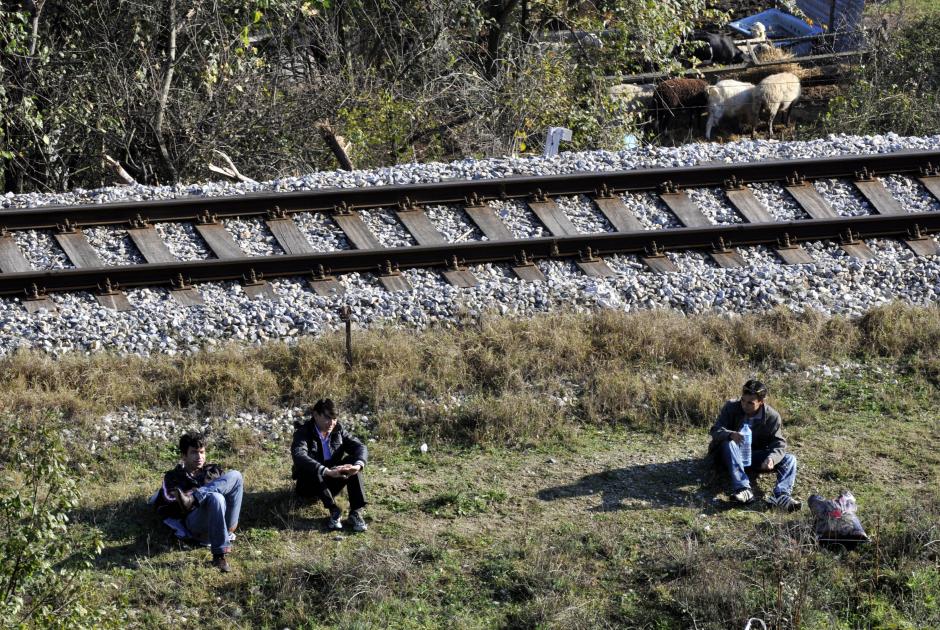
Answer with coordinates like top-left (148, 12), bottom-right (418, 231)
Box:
top-left (309, 398), bottom-right (338, 434)
top-left (179, 432), bottom-right (207, 472)
top-left (740, 379), bottom-right (768, 416)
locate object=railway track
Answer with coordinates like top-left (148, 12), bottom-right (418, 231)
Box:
top-left (2, 150), bottom-right (940, 313)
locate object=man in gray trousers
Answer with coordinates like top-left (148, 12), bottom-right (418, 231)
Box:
top-left (708, 379), bottom-right (801, 511)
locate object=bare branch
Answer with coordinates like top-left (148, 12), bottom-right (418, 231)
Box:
top-left (315, 121), bottom-right (355, 171)
top-left (102, 154), bottom-right (137, 185)
top-left (207, 149), bottom-right (257, 184)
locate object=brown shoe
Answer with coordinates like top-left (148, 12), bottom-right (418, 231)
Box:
top-left (174, 489), bottom-right (196, 512)
top-left (212, 553), bottom-right (231, 573)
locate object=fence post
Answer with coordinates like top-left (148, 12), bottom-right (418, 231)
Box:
top-left (340, 305), bottom-right (353, 370)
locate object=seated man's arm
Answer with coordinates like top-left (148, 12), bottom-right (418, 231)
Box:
top-left (762, 414), bottom-right (787, 467)
top-left (708, 401), bottom-right (736, 447)
top-left (339, 427), bottom-right (368, 470)
top-left (291, 425), bottom-right (328, 481)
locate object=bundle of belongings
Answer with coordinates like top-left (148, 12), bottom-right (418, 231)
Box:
top-left (808, 490), bottom-right (870, 548)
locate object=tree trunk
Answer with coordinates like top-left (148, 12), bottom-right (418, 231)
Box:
top-left (154, 0), bottom-right (181, 184)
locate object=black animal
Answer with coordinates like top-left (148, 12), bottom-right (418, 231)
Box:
top-left (689, 31), bottom-right (744, 65)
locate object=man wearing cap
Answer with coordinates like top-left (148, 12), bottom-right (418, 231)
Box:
top-left (708, 379), bottom-right (801, 511)
top-left (290, 398), bottom-right (370, 532)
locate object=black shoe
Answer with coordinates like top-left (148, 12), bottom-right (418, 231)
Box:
top-left (212, 553), bottom-right (231, 573)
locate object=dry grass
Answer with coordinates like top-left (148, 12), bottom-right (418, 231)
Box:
top-left (2, 304), bottom-right (939, 446)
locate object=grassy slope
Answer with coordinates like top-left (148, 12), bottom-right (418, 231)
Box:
top-left (4, 305), bottom-right (940, 628)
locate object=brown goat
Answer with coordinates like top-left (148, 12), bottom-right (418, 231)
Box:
top-left (653, 78), bottom-right (709, 135)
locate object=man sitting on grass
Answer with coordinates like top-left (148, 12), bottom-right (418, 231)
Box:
top-left (708, 379), bottom-right (801, 511)
top-left (154, 432), bottom-right (243, 572)
top-left (291, 398), bottom-right (369, 532)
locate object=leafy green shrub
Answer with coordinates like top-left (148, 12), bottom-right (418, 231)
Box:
top-left (0, 415), bottom-right (114, 628)
top-left (816, 14), bottom-right (940, 136)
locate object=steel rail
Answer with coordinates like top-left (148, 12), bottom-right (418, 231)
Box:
top-left (0, 151), bottom-right (938, 230)
top-left (4, 211), bottom-right (939, 297)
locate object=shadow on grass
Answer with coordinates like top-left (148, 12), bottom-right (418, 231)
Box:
top-left (74, 485), bottom-right (347, 569)
top-left (536, 458), bottom-right (728, 512)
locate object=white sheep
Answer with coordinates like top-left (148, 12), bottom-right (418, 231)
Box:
top-left (752, 72), bottom-right (801, 135)
top-left (609, 83), bottom-right (656, 114)
top-left (705, 79), bottom-right (756, 139)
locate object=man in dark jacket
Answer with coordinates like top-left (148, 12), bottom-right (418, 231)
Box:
top-left (291, 398), bottom-right (369, 532)
top-left (708, 379), bottom-right (801, 511)
top-left (154, 432), bottom-right (243, 572)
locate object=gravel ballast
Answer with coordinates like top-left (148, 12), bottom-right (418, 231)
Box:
top-left (1, 133), bottom-right (940, 357)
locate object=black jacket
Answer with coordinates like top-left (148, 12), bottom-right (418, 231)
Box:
top-left (708, 400), bottom-right (788, 466)
top-left (154, 463), bottom-right (224, 519)
top-left (291, 420), bottom-right (368, 482)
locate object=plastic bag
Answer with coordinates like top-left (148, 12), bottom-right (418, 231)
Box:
top-left (808, 490), bottom-right (870, 546)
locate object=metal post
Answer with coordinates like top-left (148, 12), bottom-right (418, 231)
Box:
top-left (340, 305), bottom-right (352, 370)
top-left (829, 0), bottom-right (838, 51)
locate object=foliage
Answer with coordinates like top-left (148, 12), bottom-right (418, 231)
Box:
top-left (0, 415), bottom-right (112, 628)
top-left (815, 13), bottom-right (940, 137)
top-left (1, 0), bottom-right (729, 192)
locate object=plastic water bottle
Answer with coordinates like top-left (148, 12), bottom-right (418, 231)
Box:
top-left (740, 421), bottom-right (752, 467)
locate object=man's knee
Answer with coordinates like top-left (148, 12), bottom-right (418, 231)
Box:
top-left (203, 491), bottom-right (226, 512)
top-left (779, 453), bottom-right (797, 469)
top-left (718, 439), bottom-right (739, 457)
top-left (226, 470), bottom-right (243, 487)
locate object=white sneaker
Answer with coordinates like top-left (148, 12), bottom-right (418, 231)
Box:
top-left (327, 509), bottom-right (343, 530)
top-left (732, 488), bottom-right (755, 504)
top-left (348, 510), bottom-right (368, 533)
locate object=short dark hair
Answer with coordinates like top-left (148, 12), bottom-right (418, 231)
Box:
top-left (311, 398), bottom-right (338, 419)
top-left (742, 379), bottom-right (768, 400)
top-left (179, 432), bottom-right (207, 454)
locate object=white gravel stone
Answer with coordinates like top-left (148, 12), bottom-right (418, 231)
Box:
top-left (0, 133), bottom-right (938, 357)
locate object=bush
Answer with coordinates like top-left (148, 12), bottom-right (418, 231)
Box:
top-left (0, 415), bottom-right (114, 628)
top-left (816, 14), bottom-right (940, 136)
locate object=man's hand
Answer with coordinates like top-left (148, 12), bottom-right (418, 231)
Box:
top-left (337, 464), bottom-right (362, 478)
top-left (729, 431), bottom-right (743, 445)
top-left (761, 458), bottom-right (775, 472)
top-left (327, 464), bottom-right (362, 479)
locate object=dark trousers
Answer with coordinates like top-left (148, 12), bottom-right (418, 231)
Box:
top-left (295, 455), bottom-right (367, 512)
